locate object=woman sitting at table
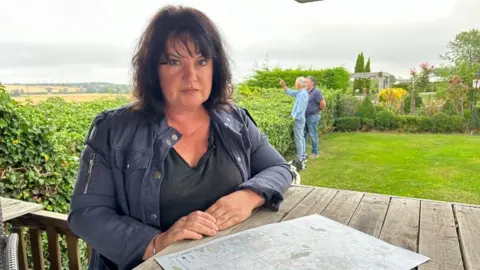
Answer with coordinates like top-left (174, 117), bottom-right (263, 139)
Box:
top-left (67, 5), bottom-right (293, 270)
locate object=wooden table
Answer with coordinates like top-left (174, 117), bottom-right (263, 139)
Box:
top-left (1, 197), bottom-right (43, 221)
top-left (135, 185), bottom-right (480, 270)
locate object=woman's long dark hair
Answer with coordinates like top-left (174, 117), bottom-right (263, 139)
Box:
top-left (131, 5), bottom-right (234, 118)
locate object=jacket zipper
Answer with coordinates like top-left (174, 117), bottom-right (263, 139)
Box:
top-left (83, 152), bottom-right (96, 194)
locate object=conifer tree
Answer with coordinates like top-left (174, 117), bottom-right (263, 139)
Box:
top-left (353, 52), bottom-right (365, 93)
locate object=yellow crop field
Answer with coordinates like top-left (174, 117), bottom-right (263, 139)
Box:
top-left (13, 93), bottom-right (133, 103)
top-left (5, 84), bottom-right (82, 94)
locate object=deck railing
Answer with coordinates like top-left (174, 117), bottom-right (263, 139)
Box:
top-left (6, 210), bottom-right (90, 270)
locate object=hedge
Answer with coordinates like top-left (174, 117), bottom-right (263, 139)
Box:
top-left (0, 87), bottom-right (110, 269)
top-left (333, 111), bottom-right (468, 133)
top-left (334, 117), bottom-right (361, 132)
top-left (243, 67), bottom-right (350, 90)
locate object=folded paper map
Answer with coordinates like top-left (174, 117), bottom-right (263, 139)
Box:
top-left (155, 214), bottom-right (429, 270)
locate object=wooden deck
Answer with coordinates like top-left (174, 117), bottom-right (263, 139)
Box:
top-left (1, 197), bottom-right (42, 221)
top-left (136, 185), bottom-right (480, 270)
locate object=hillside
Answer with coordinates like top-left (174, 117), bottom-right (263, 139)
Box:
top-left (4, 82), bottom-right (131, 96)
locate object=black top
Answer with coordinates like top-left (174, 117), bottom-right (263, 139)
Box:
top-left (159, 122), bottom-right (243, 231)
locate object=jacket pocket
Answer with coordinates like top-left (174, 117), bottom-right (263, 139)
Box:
top-left (83, 152), bottom-right (97, 194)
top-left (114, 150), bottom-right (152, 206)
top-left (114, 150), bottom-right (151, 173)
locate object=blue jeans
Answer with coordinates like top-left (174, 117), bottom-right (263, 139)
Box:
top-left (293, 118), bottom-right (306, 161)
top-left (304, 113), bottom-right (320, 155)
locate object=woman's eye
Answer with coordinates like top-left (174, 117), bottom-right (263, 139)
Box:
top-left (168, 59), bottom-right (179, 65)
top-left (199, 59), bottom-right (207, 66)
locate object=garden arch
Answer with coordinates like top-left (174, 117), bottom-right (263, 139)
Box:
top-left (350, 72), bottom-right (395, 93)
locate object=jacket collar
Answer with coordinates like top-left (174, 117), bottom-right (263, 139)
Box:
top-left (152, 106), bottom-right (244, 140)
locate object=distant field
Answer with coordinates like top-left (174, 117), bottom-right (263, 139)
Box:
top-left (13, 93), bottom-right (132, 103)
top-left (5, 84), bottom-right (82, 94)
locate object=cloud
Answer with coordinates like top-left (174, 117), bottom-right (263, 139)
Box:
top-left (234, 21), bottom-right (471, 75)
top-left (231, 0), bottom-right (480, 77)
top-left (0, 42), bottom-right (131, 69)
top-left (1, 0), bottom-right (478, 83)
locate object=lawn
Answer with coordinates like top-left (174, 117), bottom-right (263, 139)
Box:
top-left (300, 132), bottom-right (480, 205)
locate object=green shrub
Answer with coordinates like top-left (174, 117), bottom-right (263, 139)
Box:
top-left (429, 113), bottom-right (465, 133)
top-left (356, 95), bottom-right (376, 119)
top-left (0, 86), bottom-right (102, 269)
top-left (236, 87), bottom-right (296, 156)
top-left (336, 95), bottom-right (361, 118)
top-left (449, 115), bottom-right (467, 133)
top-left (395, 115), bottom-right (428, 132)
top-left (315, 89), bottom-right (350, 134)
top-left (334, 117), bottom-right (361, 131)
top-left (318, 108), bottom-right (335, 134)
top-left (375, 110), bottom-right (397, 131)
top-left (441, 101), bottom-right (458, 116)
top-left (464, 107), bottom-right (480, 130)
top-left (361, 118), bottom-right (375, 131)
top-left (419, 117), bottom-right (434, 132)
top-left (403, 93), bottom-right (423, 114)
top-left (431, 112), bottom-right (450, 133)
top-left (374, 103), bottom-right (385, 114)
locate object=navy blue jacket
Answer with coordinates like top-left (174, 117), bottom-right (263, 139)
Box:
top-left (68, 104), bottom-right (293, 269)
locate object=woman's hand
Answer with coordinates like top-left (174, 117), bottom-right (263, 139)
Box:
top-left (279, 80), bottom-right (287, 90)
top-left (206, 189), bottom-right (265, 231)
top-left (163, 211), bottom-right (219, 244)
top-left (144, 211), bottom-right (218, 259)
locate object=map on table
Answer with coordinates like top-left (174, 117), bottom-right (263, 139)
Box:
top-left (155, 214), bottom-right (429, 270)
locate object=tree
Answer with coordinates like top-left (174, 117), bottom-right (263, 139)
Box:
top-left (409, 63), bottom-right (434, 114)
top-left (441, 28), bottom-right (480, 84)
top-left (445, 75), bottom-right (470, 117)
top-left (364, 58), bottom-right (371, 90)
top-left (353, 52), bottom-right (365, 93)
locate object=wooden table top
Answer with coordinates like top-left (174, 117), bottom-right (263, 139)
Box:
top-left (135, 184), bottom-right (480, 270)
top-left (0, 197), bottom-right (43, 222)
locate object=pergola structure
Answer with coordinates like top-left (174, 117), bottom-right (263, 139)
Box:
top-left (350, 72), bottom-right (396, 93)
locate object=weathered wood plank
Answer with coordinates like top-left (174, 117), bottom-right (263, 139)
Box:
top-left (12, 227), bottom-right (28, 270)
top-left (320, 190), bottom-right (364, 225)
top-left (348, 194), bottom-right (390, 237)
top-left (135, 186), bottom-right (313, 270)
top-left (454, 205), bottom-right (480, 270)
top-left (66, 233), bottom-right (82, 270)
top-left (379, 197), bottom-right (420, 252)
top-left (0, 197), bottom-right (42, 221)
top-left (418, 201), bottom-right (463, 270)
top-left (9, 210), bottom-right (72, 235)
top-left (29, 228), bottom-right (45, 270)
top-left (231, 186), bottom-right (313, 232)
top-left (282, 188), bottom-right (337, 221)
top-left (46, 226), bottom-right (62, 270)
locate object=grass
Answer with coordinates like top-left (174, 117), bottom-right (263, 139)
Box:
top-left (301, 132), bottom-right (480, 205)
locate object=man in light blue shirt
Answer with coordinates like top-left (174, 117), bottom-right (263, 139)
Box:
top-left (280, 77), bottom-right (309, 170)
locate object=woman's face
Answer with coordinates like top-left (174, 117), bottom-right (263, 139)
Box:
top-left (158, 37), bottom-right (213, 111)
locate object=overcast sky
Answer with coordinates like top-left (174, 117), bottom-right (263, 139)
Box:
top-left (1, 0), bottom-right (479, 84)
